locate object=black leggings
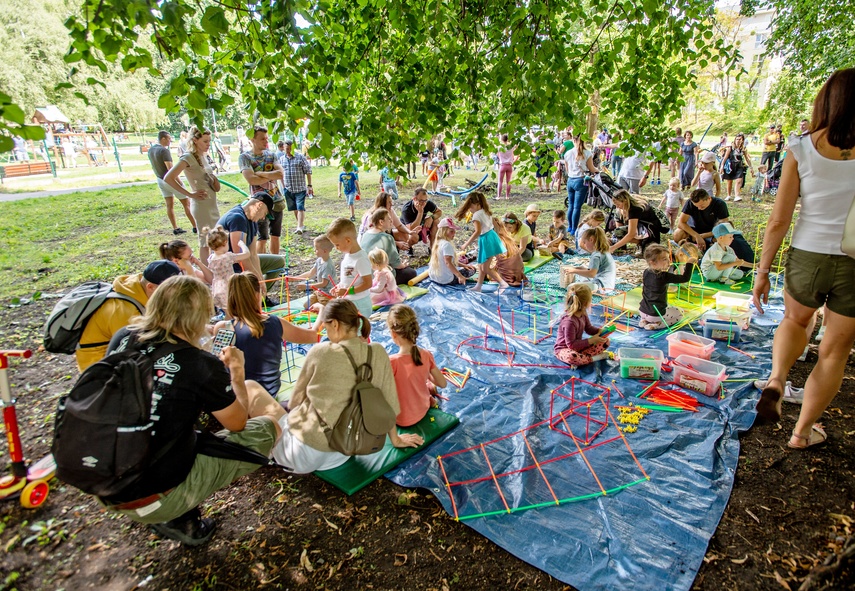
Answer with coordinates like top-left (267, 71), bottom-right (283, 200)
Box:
top-left (394, 266), bottom-right (418, 285)
top-left (521, 244), bottom-right (534, 262)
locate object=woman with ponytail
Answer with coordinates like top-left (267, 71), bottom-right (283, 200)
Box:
top-left (271, 299), bottom-right (420, 473)
top-left (386, 305), bottom-right (447, 430)
top-left (553, 284), bottom-right (613, 367)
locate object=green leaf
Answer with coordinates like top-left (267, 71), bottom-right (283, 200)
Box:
top-left (2, 105), bottom-right (25, 125)
top-left (18, 126), bottom-right (46, 141)
top-left (201, 6), bottom-right (229, 35)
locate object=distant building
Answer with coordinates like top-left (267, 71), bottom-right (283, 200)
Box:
top-left (722, 5), bottom-right (783, 107)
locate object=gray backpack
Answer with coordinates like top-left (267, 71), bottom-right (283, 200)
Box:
top-left (43, 281), bottom-right (144, 354)
top-left (317, 345), bottom-right (397, 456)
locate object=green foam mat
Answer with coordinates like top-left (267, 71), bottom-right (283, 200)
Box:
top-left (606, 286), bottom-right (711, 315)
top-left (314, 408), bottom-right (460, 495)
top-left (689, 269), bottom-right (754, 294)
top-left (523, 252), bottom-right (556, 274)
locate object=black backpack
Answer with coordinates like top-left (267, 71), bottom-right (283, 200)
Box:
top-left (43, 281), bottom-right (144, 354)
top-left (52, 338), bottom-right (187, 497)
top-left (316, 345), bottom-right (397, 456)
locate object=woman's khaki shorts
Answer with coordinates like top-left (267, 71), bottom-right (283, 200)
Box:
top-left (784, 247), bottom-right (855, 317)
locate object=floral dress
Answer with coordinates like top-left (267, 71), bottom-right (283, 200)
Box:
top-left (207, 252), bottom-right (239, 310)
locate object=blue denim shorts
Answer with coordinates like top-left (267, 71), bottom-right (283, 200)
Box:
top-left (284, 190), bottom-right (306, 212)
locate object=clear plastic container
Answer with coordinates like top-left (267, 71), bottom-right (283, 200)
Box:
top-left (666, 332), bottom-right (716, 360)
top-left (672, 355), bottom-right (727, 396)
top-left (714, 292), bottom-right (752, 312)
top-left (618, 348), bottom-right (665, 380)
top-left (706, 308), bottom-right (752, 330)
top-left (700, 311), bottom-right (744, 341)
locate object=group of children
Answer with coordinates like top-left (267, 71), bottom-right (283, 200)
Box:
top-left (553, 218), bottom-right (750, 367)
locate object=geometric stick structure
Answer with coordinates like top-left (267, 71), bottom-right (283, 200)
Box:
top-left (436, 379), bottom-right (649, 521)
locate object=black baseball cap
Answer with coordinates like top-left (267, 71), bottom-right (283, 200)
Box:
top-left (143, 260), bottom-right (181, 284)
top-left (251, 191), bottom-right (276, 220)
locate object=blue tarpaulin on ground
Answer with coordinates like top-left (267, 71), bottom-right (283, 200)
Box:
top-left (365, 264), bottom-right (783, 591)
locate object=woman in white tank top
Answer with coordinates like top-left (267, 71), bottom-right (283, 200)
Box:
top-left (753, 68), bottom-right (855, 449)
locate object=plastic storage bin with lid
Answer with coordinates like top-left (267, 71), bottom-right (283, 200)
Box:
top-left (700, 311), bottom-right (744, 341)
top-left (666, 332), bottom-right (716, 360)
top-left (672, 355), bottom-right (727, 396)
top-left (714, 291), bottom-right (752, 312)
top-left (617, 348), bottom-right (665, 380)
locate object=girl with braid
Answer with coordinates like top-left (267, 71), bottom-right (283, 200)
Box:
top-left (386, 305), bottom-right (448, 427)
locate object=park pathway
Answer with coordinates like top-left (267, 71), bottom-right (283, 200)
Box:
top-left (0, 181), bottom-right (153, 202)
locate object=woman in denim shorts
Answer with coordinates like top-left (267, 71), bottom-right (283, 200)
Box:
top-left (753, 68), bottom-right (855, 449)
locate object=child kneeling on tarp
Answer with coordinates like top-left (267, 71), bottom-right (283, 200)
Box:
top-left (701, 223), bottom-right (753, 285)
top-left (638, 244), bottom-right (697, 330)
top-left (554, 283), bottom-right (613, 366)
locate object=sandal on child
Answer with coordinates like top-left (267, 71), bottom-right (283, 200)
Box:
top-left (787, 424), bottom-right (827, 449)
top-left (756, 381), bottom-right (784, 424)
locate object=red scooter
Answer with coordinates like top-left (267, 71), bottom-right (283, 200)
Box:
top-left (0, 350), bottom-right (55, 508)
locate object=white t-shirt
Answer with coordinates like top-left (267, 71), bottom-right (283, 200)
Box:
top-left (663, 189), bottom-right (684, 209)
top-left (619, 151), bottom-right (647, 180)
top-left (564, 148), bottom-right (592, 178)
top-left (340, 249), bottom-right (373, 304)
top-left (788, 133), bottom-right (855, 255)
top-left (429, 240), bottom-right (457, 284)
top-left (700, 242), bottom-right (733, 276)
top-left (472, 209), bottom-right (493, 235)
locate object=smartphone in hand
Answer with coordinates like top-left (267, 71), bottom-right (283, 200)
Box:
top-left (211, 328), bottom-right (236, 356)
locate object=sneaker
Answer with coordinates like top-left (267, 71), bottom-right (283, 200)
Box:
top-left (192, 227), bottom-right (198, 234)
top-left (815, 326), bottom-right (826, 342)
top-left (173, 227), bottom-right (186, 235)
top-left (752, 380), bottom-right (804, 404)
top-left (150, 508), bottom-right (216, 547)
top-left (294, 227), bottom-right (303, 235)
top-left (797, 346), bottom-right (809, 362)
top-left (722, 279), bottom-right (736, 286)
top-left (350, 216), bottom-right (356, 222)
top-left (723, 196), bottom-right (731, 201)
top-left (734, 196), bottom-right (743, 202)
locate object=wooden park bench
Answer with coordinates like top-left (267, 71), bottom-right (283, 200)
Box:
top-left (0, 161), bottom-right (54, 183)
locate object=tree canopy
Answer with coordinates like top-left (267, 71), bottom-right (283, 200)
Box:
top-left (56, 0), bottom-right (731, 162)
top-left (0, 0), bottom-right (171, 150)
top-left (741, 0), bottom-right (855, 83)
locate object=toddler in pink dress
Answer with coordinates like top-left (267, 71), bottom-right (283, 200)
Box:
top-left (368, 248), bottom-right (405, 307)
top-left (205, 225), bottom-right (251, 311)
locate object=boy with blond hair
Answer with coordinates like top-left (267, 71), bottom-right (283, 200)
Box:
top-left (326, 219), bottom-right (373, 317)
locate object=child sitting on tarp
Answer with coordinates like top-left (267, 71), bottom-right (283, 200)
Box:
top-left (386, 305), bottom-right (447, 431)
top-left (638, 244), bottom-right (697, 330)
top-left (554, 283), bottom-right (613, 366)
top-left (558, 227), bottom-right (616, 292)
top-left (700, 223), bottom-right (752, 286)
top-left (539, 209), bottom-right (573, 259)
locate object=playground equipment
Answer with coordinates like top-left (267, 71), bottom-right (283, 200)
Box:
top-left (428, 173), bottom-right (490, 206)
top-left (0, 350), bottom-right (56, 509)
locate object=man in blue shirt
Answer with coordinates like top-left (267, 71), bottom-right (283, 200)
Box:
top-left (217, 192), bottom-right (285, 300)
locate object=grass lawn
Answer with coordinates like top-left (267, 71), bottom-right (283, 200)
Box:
top-left (0, 162), bottom-right (779, 301)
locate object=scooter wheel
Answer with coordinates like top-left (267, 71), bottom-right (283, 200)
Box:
top-left (20, 479), bottom-right (50, 509)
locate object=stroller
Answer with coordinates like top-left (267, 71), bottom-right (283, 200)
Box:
top-left (765, 157), bottom-right (783, 196)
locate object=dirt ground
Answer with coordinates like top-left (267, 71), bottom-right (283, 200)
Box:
top-left (1, 180), bottom-right (854, 591)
